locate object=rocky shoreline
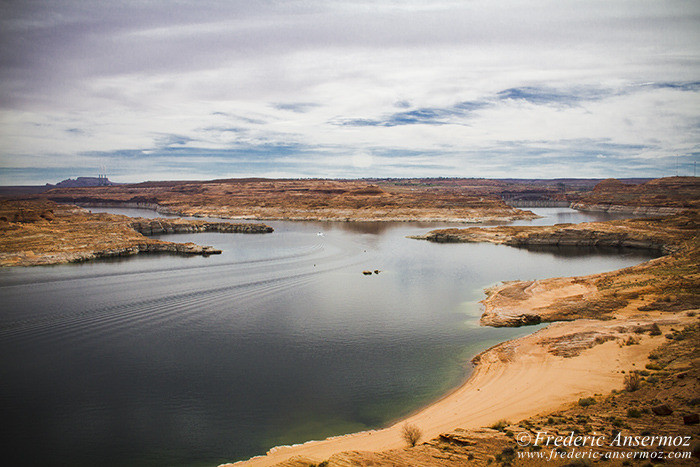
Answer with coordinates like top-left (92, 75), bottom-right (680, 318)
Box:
top-left (0, 200), bottom-right (274, 267)
top-left (571, 202), bottom-right (683, 216)
top-left (414, 227), bottom-right (672, 252)
top-left (411, 212), bottom-right (696, 255)
top-left (128, 218), bottom-right (274, 235)
top-left (25, 241), bottom-right (224, 266)
top-left (230, 210), bottom-right (699, 466)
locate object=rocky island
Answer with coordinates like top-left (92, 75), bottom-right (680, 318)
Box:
top-left (0, 199), bottom-right (273, 267)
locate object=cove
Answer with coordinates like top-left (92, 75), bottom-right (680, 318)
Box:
top-left (0, 208), bottom-right (657, 466)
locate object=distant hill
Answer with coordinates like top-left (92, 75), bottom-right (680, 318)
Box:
top-left (0, 176), bottom-right (119, 197)
top-left (53, 176), bottom-right (118, 188)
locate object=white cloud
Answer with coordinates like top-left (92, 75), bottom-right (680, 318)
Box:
top-left (0, 0), bottom-right (699, 183)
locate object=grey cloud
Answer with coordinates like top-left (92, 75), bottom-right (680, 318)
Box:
top-left (1, 1), bottom-right (699, 183)
top-left (335, 100), bottom-right (488, 127)
top-left (3, 1), bottom-right (699, 109)
top-left (273, 102), bottom-right (320, 113)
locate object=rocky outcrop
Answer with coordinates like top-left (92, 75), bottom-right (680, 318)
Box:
top-left (74, 242), bottom-right (222, 261)
top-left (128, 219), bottom-right (274, 235)
top-left (479, 277), bottom-right (599, 327)
top-left (0, 200), bottom-right (274, 267)
top-left (415, 211), bottom-right (700, 329)
top-left (79, 200), bottom-right (176, 214)
top-left (505, 227), bottom-right (671, 252)
top-left (418, 227), bottom-right (673, 252)
top-left (415, 212), bottom-right (699, 255)
top-left (571, 202), bottom-right (683, 216)
top-left (2, 242), bottom-right (223, 267)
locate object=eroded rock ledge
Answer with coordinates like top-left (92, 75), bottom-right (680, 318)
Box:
top-left (129, 218), bottom-right (274, 235)
top-left (0, 200), bottom-right (274, 267)
top-left (27, 241), bottom-right (224, 266)
top-left (413, 211), bottom-right (699, 255)
top-left (413, 212), bottom-right (699, 327)
top-left (571, 202), bottom-right (683, 216)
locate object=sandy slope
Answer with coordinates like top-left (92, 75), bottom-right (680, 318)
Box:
top-left (226, 314), bottom-right (675, 466)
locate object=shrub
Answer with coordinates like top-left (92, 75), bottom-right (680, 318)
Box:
top-left (578, 397), bottom-right (597, 407)
top-left (645, 362), bottom-right (662, 370)
top-left (490, 419), bottom-right (509, 431)
top-left (624, 372), bottom-right (642, 392)
top-left (401, 423), bottom-right (422, 447)
top-left (627, 408), bottom-right (642, 418)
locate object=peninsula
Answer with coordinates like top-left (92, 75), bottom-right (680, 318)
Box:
top-left (0, 199), bottom-right (273, 267)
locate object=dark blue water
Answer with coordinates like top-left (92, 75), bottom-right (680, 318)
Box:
top-left (0, 209), bottom-right (657, 466)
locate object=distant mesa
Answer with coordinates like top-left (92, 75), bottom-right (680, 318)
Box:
top-left (0, 175), bottom-right (119, 196)
top-left (51, 176), bottom-right (119, 188)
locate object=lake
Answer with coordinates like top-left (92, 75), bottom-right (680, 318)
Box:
top-left (0, 208), bottom-right (656, 466)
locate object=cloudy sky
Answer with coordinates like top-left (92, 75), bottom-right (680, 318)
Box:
top-left (1, 0), bottom-right (699, 184)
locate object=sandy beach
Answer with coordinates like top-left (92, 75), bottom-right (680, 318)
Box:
top-left (228, 304), bottom-right (685, 466)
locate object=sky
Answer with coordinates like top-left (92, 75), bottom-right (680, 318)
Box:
top-left (1, 0), bottom-right (699, 184)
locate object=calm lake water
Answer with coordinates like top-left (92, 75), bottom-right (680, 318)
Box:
top-left (0, 208), bottom-right (656, 466)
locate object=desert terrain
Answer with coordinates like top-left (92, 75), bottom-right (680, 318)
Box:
top-left (1, 177), bottom-right (698, 465)
top-left (215, 177), bottom-right (699, 466)
top-left (35, 178), bottom-right (545, 222)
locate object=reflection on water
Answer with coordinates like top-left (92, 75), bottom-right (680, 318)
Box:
top-left (87, 206), bottom-right (182, 219)
top-left (0, 207), bottom-right (658, 466)
top-left (512, 245), bottom-right (662, 258)
top-left (507, 206), bottom-right (647, 226)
